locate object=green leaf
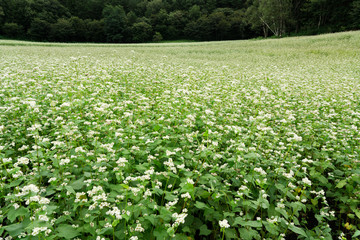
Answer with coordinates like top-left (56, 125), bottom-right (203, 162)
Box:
top-left (317, 175), bottom-right (328, 184)
top-left (7, 207), bottom-right (29, 223)
top-left (4, 222), bottom-right (26, 237)
top-left (181, 183), bottom-right (194, 193)
top-left (65, 185), bottom-right (75, 195)
top-left (311, 199), bottom-right (318, 206)
top-left (354, 209), bottom-right (360, 219)
top-left (239, 228), bottom-right (257, 240)
top-left (120, 184), bottom-right (129, 189)
top-left (159, 207), bottom-right (172, 222)
top-left (225, 228), bottom-right (238, 239)
top-left (70, 177), bottom-right (85, 190)
top-left (153, 125), bottom-right (161, 131)
top-left (224, 212), bottom-right (235, 218)
top-left (144, 214), bottom-right (156, 225)
top-left (3, 217), bottom-right (30, 237)
top-left (234, 218), bottom-right (262, 228)
top-left (153, 227), bottom-right (168, 240)
top-left (199, 224), bottom-right (212, 236)
top-left (56, 224), bottom-right (80, 239)
top-left (336, 180), bottom-right (347, 188)
top-left (194, 201), bottom-right (208, 209)
top-left (8, 179), bottom-right (23, 188)
top-left (353, 230), bottom-right (360, 238)
top-left (288, 224), bottom-right (307, 237)
top-left (263, 222), bottom-right (279, 235)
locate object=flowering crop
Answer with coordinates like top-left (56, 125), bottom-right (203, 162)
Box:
top-left (1, 32), bottom-right (360, 240)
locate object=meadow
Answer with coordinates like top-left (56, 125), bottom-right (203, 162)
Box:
top-left (0, 31), bottom-right (360, 240)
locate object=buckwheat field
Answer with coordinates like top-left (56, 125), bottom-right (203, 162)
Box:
top-left (1, 32), bottom-right (360, 240)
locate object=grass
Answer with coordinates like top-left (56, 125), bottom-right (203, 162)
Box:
top-left (0, 31), bottom-right (360, 240)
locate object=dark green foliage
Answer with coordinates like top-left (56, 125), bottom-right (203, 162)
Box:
top-left (153, 31), bottom-right (163, 41)
top-left (103, 5), bottom-right (127, 42)
top-left (28, 18), bottom-right (51, 41)
top-left (84, 19), bottom-right (106, 42)
top-left (49, 18), bottom-right (74, 42)
top-left (2, 22), bottom-right (24, 38)
top-left (131, 21), bottom-right (153, 42)
top-left (0, 0), bottom-right (358, 42)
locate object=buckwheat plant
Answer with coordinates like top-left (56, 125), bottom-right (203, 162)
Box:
top-left (1, 31), bottom-right (360, 239)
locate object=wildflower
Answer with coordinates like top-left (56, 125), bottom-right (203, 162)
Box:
top-left (172, 212), bottom-right (188, 227)
top-left (17, 157), bottom-right (29, 165)
top-left (135, 223), bottom-right (145, 232)
top-left (186, 178), bottom-right (194, 184)
top-left (31, 227), bottom-right (49, 236)
top-left (254, 167), bottom-right (267, 176)
top-left (181, 192), bottom-right (191, 199)
top-left (59, 158), bottom-right (70, 165)
top-left (219, 219), bottom-right (230, 228)
top-left (302, 177), bottom-right (312, 186)
top-left (38, 215), bottom-right (49, 221)
top-left (283, 170), bottom-right (294, 178)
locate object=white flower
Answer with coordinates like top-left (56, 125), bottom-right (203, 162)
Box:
top-left (16, 184), bottom-right (39, 197)
top-left (219, 219), bottom-right (230, 228)
top-left (186, 178), bottom-right (194, 184)
top-left (172, 212), bottom-right (188, 227)
top-left (59, 158), bottom-right (70, 165)
top-left (277, 202), bottom-right (285, 208)
top-left (181, 192), bottom-right (191, 199)
top-left (283, 170), bottom-right (294, 179)
top-left (135, 223), bottom-right (144, 232)
top-left (17, 157), bottom-right (29, 165)
top-left (106, 207), bottom-right (122, 220)
top-left (38, 215), bottom-right (49, 222)
top-left (166, 149), bottom-right (175, 156)
top-left (48, 177), bottom-right (56, 183)
top-left (302, 177), bottom-right (312, 186)
top-left (116, 157), bottom-right (128, 167)
top-left (254, 167), bottom-right (267, 176)
top-left (31, 227), bottom-right (48, 236)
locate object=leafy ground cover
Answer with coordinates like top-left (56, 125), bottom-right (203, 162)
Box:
top-left (0, 31), bottom-right (360, 240)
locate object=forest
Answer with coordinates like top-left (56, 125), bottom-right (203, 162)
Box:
top-left (0, 0), bottom-right (359, 43)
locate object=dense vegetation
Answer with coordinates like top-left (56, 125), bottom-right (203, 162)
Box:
top-left (0, 31), bottom-right (360, 239)
top-left (0, 0), bottom-right (360, 43)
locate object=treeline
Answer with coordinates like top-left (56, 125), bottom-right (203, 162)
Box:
top-left (0, 0), bottom-right (359, 43)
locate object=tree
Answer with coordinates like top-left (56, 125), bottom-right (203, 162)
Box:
top-left (2, 22), bottom-right (24, 38)
top-left (103, 5), bottom-right (127, 42)
top-left (258, 0), bottom-right (293, 37)
top-left (229, 9), bottom-right (252, 39)
top-left (351, 0), bottom-right (360, 29)
top-left (153, 31), bottom-right (163, 41)
top-left (245, 0), bottom-right (268, 37)
top-left (85, 19), bottom-right (105, 42)
top-left (168, 10), bottom-right (187, 39)
top-left (150, 8), bottom-right (168, 37)
top-left (49, 18), bottom-right (74, 42)
top-left (185, 14), bottom-right (212, 40)
top-left (208, 9), bottom-right (232, 40)
top-left (30, 0), bottom-right (70, 24)
top-left (145, 0), bottom-right (164, 17)
top-left (131, 21), bottom-right (153, 42)
top-left (28, 18), bottom-right (51, 40)
top-left (69, 17), bottom-right (86, 41)
top-left (188, 5), bottom-right (201, 20)
top-left (291, 0), bottom-right (306, 32)
top-left (0, 0), bottom-right (32, 31)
